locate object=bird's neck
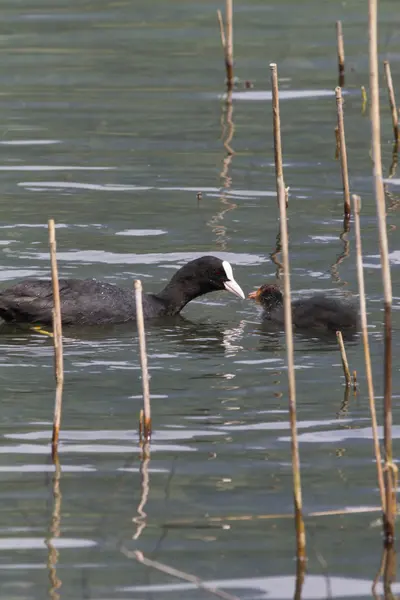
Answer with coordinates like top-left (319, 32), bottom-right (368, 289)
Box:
top-left (155, 278), bottom-right (206, 315)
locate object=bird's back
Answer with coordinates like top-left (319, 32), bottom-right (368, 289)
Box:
top-left (0, 278), bottom-right (138, 325)
top-left (292, 295), bottom-right (358, 332)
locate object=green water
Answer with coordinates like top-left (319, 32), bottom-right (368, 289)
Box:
top-left (0, 1), bottom-right (399, 598)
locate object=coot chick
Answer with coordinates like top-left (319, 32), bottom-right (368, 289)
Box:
top-left (0, 256), bottom-right (245, 326)
top-left (249, 283), bottom-right (358, 333)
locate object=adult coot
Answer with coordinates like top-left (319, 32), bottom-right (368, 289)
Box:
top-left (0, 256), bottom-right (245, 326)
top-left (249, 283), bottom-right (358, 333)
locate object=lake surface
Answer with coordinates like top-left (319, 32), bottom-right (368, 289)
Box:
top-left (0, 1), bottom-right (399, 598)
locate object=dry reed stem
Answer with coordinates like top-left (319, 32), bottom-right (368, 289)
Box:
top-left (134, 280), bottom-right (151, 442)
top-left (336, 21), bottom-right (345, 87)
top-left (225, 0), bottom-right (234, 89)
top-left (383, 61), bottom-right (399, 145)
top-left (122, 550), bottom-right (241, 600)
top-left (217, 10), bottom-right (226, 52)
top-left (352, 194), bottom-right (385, 512)
top-left (336, 331), bottom-right (351, 386)
top-left (48, 220), bottom-right (64, 459)
top-left (270, 63), bottom-right (306, 562)
top-left (369, 0), bottom-right (395, 546)
top-left (335, 87), bottom-right (351, 218)
top-left (270, 63), bottom-right (286, 207)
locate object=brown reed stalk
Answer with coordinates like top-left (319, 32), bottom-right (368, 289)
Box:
top-left (270, 63), bottom-right (287, 207)
top-left (369, 0), bottom-right (395, 547)
top-left (134, 280), bottom-right (151, 442)
top-left (48, 220), bottom-right (64, 459)
top-left (225, 0), bottom-right (234, 89)
top-left (336, 331), bottom-right (351, 386)
top-left (335, 87), bottom-right (351, 219)
top-left (336, 21), bottom-right (345, 87)
top-left (383, 60), bottom-right (399, 146)
top-left (270, 63), bottom-right (306, 562)
top-left (352, 194), bottom-right (385, 513)
top-left (217, 0), bottom-right (234, 90)
top-left (361, 86), bottom-right (368, 115)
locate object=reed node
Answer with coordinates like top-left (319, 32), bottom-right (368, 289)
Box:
top-left (270, 63), bottom-right (287, 207)
top-left (352, 194), bottom-right (385, 512)
top-left (336, 331), bottom-right (351, 387)
top-left (48, 220), bottom-right (64, 460)
top-left (217, 0), bottom-right (234, 90)
top-left (368, 0), bottom-right (395, 547)
top-left (335, 87), bottom-right (351, 219)
top-left (383, 60), bottom-right (399, 147)
top-left (271, 62), bottom-right (306, 562)
top-left (134, 280), bottom-right (152, 443)
top-left (336, 21), bottom-right (345, 87)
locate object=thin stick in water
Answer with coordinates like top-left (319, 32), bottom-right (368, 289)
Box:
top-left (336, 21), bottom-right (345, 87)
top-left (270, 63), bottom-right (306, 563)
top-left (225, 0), bottom-right (234, 89)
top-left (335, 87), bottom-right (351, 219)
top-left (352, 194), bottom-right (385, 512)
top-left (48, 220), bottom-right (64, 459)
top-left (134, 280), bottom-right (151, 442)
top-left (217, 10), bottom-right (226, 53)
top-left (336, 331), bottom-right (351, 387)
top-left (383, 60), bottom-right (399, 146)
top-left (270, 63), bottom-right (286, 207)
top-left (369, 0), bottom-right (395, 547)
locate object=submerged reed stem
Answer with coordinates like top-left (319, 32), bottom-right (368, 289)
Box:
top-left (134, 280), bottom-right (151, 442)
top-left (368, 0), bottom-right (395, 547)
top-left (335, 86), bottom-right (351, 219)
top-left (270, 63), bottom-right (306, 563)
top-left (48, 220), bottom-right (64, 459)
top-left (352, 194), bottom-right (385, 512)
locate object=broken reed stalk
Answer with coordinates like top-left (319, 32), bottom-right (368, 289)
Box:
top-left (217, 0), bottom-right (234, 90)
top-left (335, 87), bottom-right (351, 219)
top-left (336, 21), bottom-right (345, 87)
top-left (352, 194), bottom-right (385, 512)
top-left (336, 331), bottom-right (351, 387)
top-left (271, 63), bottom-right (306, 562)
top-left (134, 280), bottom-right (151, 442)
top-left (369, 0), bottom-right (395, 546)
top-left (383, 61), bottom-right (399, 146)
top-left (48, 220), bottom-right (64, 459)
top-left (270, 63), bottom-right (286, 207)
